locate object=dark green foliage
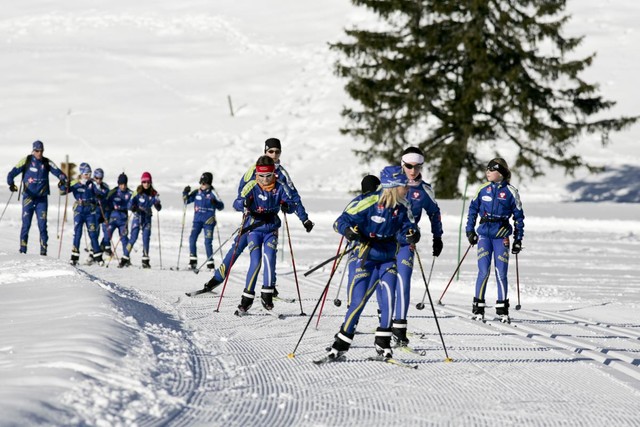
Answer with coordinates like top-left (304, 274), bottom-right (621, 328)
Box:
top-left (331, 0), bottom-right (637, 198)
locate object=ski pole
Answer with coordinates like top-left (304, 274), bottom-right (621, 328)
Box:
top-left (415, 254), bottom-right (436, 310)
top-left (333, 244), bottom-right (351, 307)
top-left (288, 243), bottom-right (351, 359)
top-left (0, 192), bottom-right (14, 224)
top-left (515, 253), bottom-right (521, 310)
top-left (98, 202), bottom-right (118, 260)
top-left (215, 211), bottom-right (249, 312)
top-left (106, 212), bottom-right (129, 268)
top-left (157, 212), bottom-right (163, 269)
top-left (283, 212), bottom-right (305, 316)
top-left (316, 236), bottom-right (344, 328)
top-left (304, 239), bottom-right (354, 277)
top-left (56, 191), bottom-right (61, 238)
top-left (216, 221), bottom-right (224, 263)
top-left (437, 244), bottom-right (472, 305)
top-left (176, 202), bottom-right (187, 270)
top-left (193, 225), bottom-right (241, 274)
top-left (57, 187), bottom-right (70, 259)
top-left (414, 249), bottom-right (453, 362)
top-left (17, 181), bottom-right (23, 202)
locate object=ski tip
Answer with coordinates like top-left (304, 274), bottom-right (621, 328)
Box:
top-left (287, 353), bottom-right (296, 359)
top-left (444, 357), bottom-right (454, 363)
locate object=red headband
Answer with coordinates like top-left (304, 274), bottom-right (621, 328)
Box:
top-left (256, 165), bottom-right (275, 174)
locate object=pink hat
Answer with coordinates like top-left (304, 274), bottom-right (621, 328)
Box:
top-left (141, 171), bottom-right (152, 183)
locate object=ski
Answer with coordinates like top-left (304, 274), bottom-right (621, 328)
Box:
top-left (264, 309), bottom-right (286, 320)
top-left (366, 355), bottom-right (419, 369)
top-left (233, 309), bottom-right (285, 320)
top-left (395, 344), bottom-right (427, 357)
top-left (313, 353), bottom-right (346, 365)
top-left (185, 288), bottom-right (215, 297)
top-left (274, 296), bottom-right (296, 304)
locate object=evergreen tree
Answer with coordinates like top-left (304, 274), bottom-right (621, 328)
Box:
top-left (331, 0), bottom-right (637, 198)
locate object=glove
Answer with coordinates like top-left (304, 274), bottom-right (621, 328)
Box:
top-left (344, 226), bottom-right (361, 242)
top-left (467, 230), bottom-right (478, 245)
top-left (243, 196), bottom-right (253, 209)
top-left (183, 186), bottom-right (191, 194)
top-left (58, 180), bottom-right (65, 189)
top-left (131, 205), bottom-right (139, 213)
top-left (406, 228), bottom-right (421, 244)
top-left (280, 202), bottom-right (291, 214)
top-left (155, 202), bottom-right (162, 212)
top-left (511, 239), bottom-right (522, 254)
top-left (432, 237), bottom-right (443, 257)
top-left (9, 183), bottom-right (18, 192)
top-left (303, 219), bottom-right (314, 233)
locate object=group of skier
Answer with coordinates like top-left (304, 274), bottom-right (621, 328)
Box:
top-left (6, 138), bottom-right (525, 360)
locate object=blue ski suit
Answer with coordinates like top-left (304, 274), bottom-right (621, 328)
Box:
top-left (334, 191), bottom-right (415, 334)
top-left (183, 186), bottom-right (224, 262)
top-left (233, 179), bottom-right (295, 299)
top-left (127, 187), bottom-right (161, 260)
top-left (68, 178), bottom-right (102, 257)
top-left (94, 181), bottom-right (110, 249)
top-left (104, 186), bottom-right (132, 256)
top-left (6, 155), bottom-right (66, 254)
top-left (466, 181), bottom-right (525, 301)
top-left (391, 179), bottom-right (443, 323)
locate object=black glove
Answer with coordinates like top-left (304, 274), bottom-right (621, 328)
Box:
top-left (406, 228), bottom-right (421, 244)
top-left (183, 185), bottom-right (191, 194)
top-left (155, 202), bottom-right (162, 212)
top-left (511, 240), bottom-right (522, 254)
top-left (303, 219), bottom-right (314, 233)
top-left (58, 180), bottom-right (65, 189)
top-left (432, 237), bottom-right (443, 257)
top-left (243, 196), bottom-right (253, 209)
top-left (344, 226), bottom-right (361, 241)
top-left (131, 205), bottom-right (139, 213)
top-left (280, 202), bottom-right (291, 214)
top-left (467, 230), bottom-right (478, 245)
top-left (9, 183), bottom-right (18, 192)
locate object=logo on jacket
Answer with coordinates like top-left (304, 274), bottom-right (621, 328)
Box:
top-left (498, 192), bottom-right (507, 200)
top-left (411, 191), bottom-right (420, 200)
top-left (371, 215), bottom-right (386, 224)
top-left (482, 195), bottom-right (492, 202)
top-left (258, 194), bottom-right (267, 201)
top-left (30, 167), bottom-right (38, 172)
top-left (486, 187), bottom-right (492, 194)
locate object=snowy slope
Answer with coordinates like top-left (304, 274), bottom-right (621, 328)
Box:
top-left (1, 0), bottom-right (640, 426)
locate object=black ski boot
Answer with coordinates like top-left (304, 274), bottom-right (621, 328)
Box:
top-left (203, 276), bottom-right (222, 292)
top-left (261, 288), bottom-right (274, 310)
top-left (273, 287), bottom-right (279, 299)
top-left (189, 256), bottom-right (197, 270)
top-left (496, 299), bottom-right (511, 323)
top-left (472, 297), bottom-right (486, 321)
top-left (104, 246), bottom-right (113, 257)
top-left (392, 319), bottom-right (409, 346)
top-left (70, 250), bottom-right (80, 266)
top-left (237, 290), bottom-right (255, 313)
top-left (119, 256), bottom-right (131, 268)
top-left (374, 327), bottom-right (393, 359)
top-left (141, 255), bottom-right (151, 269)
top-left (206, 260), bottom-right (215, 270)
top-left (328, 327), bottom-right (355, 359)
top-left (93, 252), bottom-right (105, 267)
top-left (40, 247), bottom-right (47, 256)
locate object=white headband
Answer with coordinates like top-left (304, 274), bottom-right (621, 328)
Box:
top-left (402, 153), bottom-right (424, 164)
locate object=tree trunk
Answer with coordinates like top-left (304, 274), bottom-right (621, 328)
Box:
top-left (434, 137), bottom-right (468, 199)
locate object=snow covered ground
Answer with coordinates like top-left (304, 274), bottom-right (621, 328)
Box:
top-left (1, 0), bottom-right (640, 426)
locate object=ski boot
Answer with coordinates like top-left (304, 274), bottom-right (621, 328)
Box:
top-left (206, 260), bottom-right (215, 270)
top-left (93, 252), bottom-right (105, 267)
top-left (236, 290), bottom-right (255, 314)
top-left (141, 255), bottom-right (151, 269)
top-left (261, 288), bottom-right (274, 310)
top-left (273, 287), bottom-right (279, 299)
top-left (118, 256), bottom-right (131, 268)
top-left (391, 319), bottom-right (409, 347)
top-left (70, 250), bottom-right (80, 266)
top-left (472, 297), bottom-right (486, 321)
top-left (327, 327), bottom-right (354, 360)
top-left (374, 327), bottom-right (393, 359)
top-left (40, 246), bottom-right (47, 256)
top-left (496, 299), bottom-right (511, 324)
top-left (189, 256), bottom-right (197, 270)
top-left (203, 276), bottom-right (222, 292)
top-left (103, 246), bottom-right (113, 257)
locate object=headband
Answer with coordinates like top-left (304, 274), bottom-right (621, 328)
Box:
top-left (402, 152), bottom-right (424, 164)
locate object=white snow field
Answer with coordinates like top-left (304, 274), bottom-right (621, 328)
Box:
top-left (1, 0), bottom-right (640, 426)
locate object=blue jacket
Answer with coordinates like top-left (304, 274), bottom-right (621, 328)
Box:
top-left (69, 178), bottom-right (101, 214)
top-left (239, 162), bottom-right (308, 222)
top-left (334, 191), bottom-right (415, 262)
top-left (401, 179), bottom-right (443, 244)
top-left (234, 179), bottom-right (295, 233)
top-left (466, 181), bottom-right (525, 240)
top-left (105, 187), bottom-right (133, 220)
top-left (129, 188), bottom-right (162, 218)
top-left (95, 181), bottom-right (110, 216)
top-left (183, 187), bottom-right (224, 223)
top-left (7, 155), bottom-right (66, 198)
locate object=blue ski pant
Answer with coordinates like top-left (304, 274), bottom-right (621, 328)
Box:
top-left (106, 213), bottom-right (129, 256)
top-left (392, 244), bottom-right (414, 321)
top-left (20, 195), bottom-right (49, 254)
top-left (72, 209), bottom-right (101, 254)
top-left (189, 218), bottom-right (215, 260)
top-left (244, 230), bottom-right (278, 293)
top-left (475, 237), bottom-right (511, 301)
top-left (212, 231), bottom-right (249, 283)
top-left (127, 214), bottom-right (152, 257)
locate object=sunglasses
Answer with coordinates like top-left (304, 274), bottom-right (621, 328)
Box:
top-left (267, 149), bottom-right (281, 155)
top-left (486, 165), bottom-right (500, 172)
top-left (141, 180), bottom-right (151, 184)
top-left (257, 173), bottom-right (274, 179)
top-left (33, 149), bottom-right (43, 153)
top-left (403, 162), bottom-right (423, 170)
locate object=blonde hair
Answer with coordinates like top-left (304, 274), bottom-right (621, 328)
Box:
top-left (378, 187), bottom-right (406, 209)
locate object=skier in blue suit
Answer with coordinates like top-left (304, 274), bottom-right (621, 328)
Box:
top-left (6, 140), bottom-right (67, 255)
top-left (92, 168), bottom-right (111, 255)
top-left (183, 172), bottom-right (225, 270)
top-left (103, 173), bottom-right (133, 268)
top-left (127, 171), bottom-right (162, 269)
top-left (466, 158), bottom-right (525, 323)
top-left (324, 165), bottom-right (418, 361)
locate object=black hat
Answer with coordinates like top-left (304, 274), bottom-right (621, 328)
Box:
top-left (117, 173), bottom-right (128, 185)
top-left (264, 138), bottom-right (281, 152)
top-left (487, 158), bottom-right (511, 180)
top-left (361, 175), bottom-right (381, 194)
top-left (200, 172), bottom-right (213, 185)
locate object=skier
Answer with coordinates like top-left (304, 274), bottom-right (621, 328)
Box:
top-left (389, 146), bottom-right (444, 346)
top-left (104, 173), bottom-right (133, 268)
top-left (6, 140), bottom-right (67, 255)
top-left (323, 166), bottom-right (418, 361)
top-left (126, 171), bottom-right (162, 269)
top-left (466, 158), bottom-right (525, 323)
top-left (234, 156), bottom-right (296, 314)
top-left (92, 168), bottom-right (112, 256)
top-left (201, 138), bottom-right (312, 294)
top-left (182, 172), bottom-right (225, 270)
top-left (66, 163), bottom-right (104, 266)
